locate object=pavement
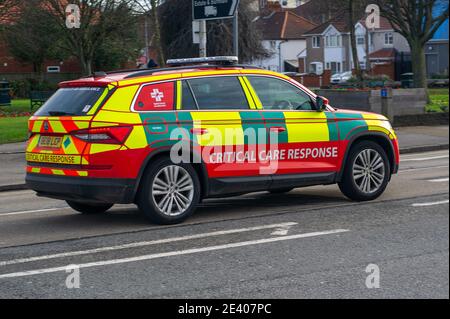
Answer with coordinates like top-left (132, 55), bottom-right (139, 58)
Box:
top-left (0, 150), bottom-right (447, 298)
top-left (0, 125), bottom-right (448, 191)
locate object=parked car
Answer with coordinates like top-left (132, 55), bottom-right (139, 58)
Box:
top-left (25, 56), bottom-right (400, 225)
top-left (331, 71), bottom-right (353, 84)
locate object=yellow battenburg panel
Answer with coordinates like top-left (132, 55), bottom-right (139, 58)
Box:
top-left (89, 144), bottom-right (121, 155)
top-left (77, 171), bottom-right (88, 177)
top-left (51, 169), bottom-right (65, 176)
top-left (94, 110), bottom-right (142, 124)
top-left (124, 126), bottom-right (148, 149)
top-left (32, 120), bottom-right (43, 132)
top-left (102, 86), bottom-right (139, 112)
top-left (31, 168), bottom-right (41, 173)
top-left (191, 112), bottom-right (244, 146)
top-left (26, 135), bottom-right (40, 152)
top-left (362, 114), bottom-right (397, 139)
top-left (62, 136), bottom-right (79, 154)
top-left (48, 120), bottom-right (66, 133)
top-left (73, 121), bottom-right (90, 130)
top-left (284, 111), bottom-right (330, 143)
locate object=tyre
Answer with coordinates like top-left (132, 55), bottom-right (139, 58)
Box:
top-left (66, 201), bottom-right (113, 214)
top-left (137, 157), bottom-right (201, 225)
top-left (338, 141), bottom-right (391, 201)
top-left (269, 188), bottom-right (294, 194)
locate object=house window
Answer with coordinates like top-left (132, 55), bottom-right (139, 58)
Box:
top-left (312, 36), bottom-right (321, 48)
top-left (357, 36), bottom-right (365, 45)
top-left (329, 62), bottom-right (341, 74)
top-left (326, 35), bottom-right (341, 47)
top-left (384, 33), bottom-right (394, 46)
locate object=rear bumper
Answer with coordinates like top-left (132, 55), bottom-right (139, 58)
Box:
top-left (26, 173), bottom-right (136, 204)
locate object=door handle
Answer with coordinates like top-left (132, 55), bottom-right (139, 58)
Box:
top-left (190, 128), bottom-right (208, 135)
top-left (270, 127), bottom-right (286, 133)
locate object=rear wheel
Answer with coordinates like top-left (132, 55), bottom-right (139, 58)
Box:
top-left (137, 157), bottom-right (200, 225)
top-left (338, 141), bottom-right (391, 201)
top-left (66, 201), bottom-right (113, 214)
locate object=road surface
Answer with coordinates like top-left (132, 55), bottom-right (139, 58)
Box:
top-left (0, 150), bottom-right (448, 298)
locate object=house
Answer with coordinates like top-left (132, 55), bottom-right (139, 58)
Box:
top-left (253, 3), bottom-right (317, 72)
top-left (425, 12), bottom-right (449, 77)
top-left (303, 12), bottom-right (411, 80)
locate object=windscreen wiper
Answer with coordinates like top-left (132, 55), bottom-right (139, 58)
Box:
top-left (48, 111), bottom-right (76, 116)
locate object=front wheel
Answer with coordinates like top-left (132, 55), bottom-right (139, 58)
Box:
top-left (137, 157), bottom-right (201, 225)
top-left (66, 201), bottom-right (113, 214)
top-left (338, 141), bottom-right (391, 201)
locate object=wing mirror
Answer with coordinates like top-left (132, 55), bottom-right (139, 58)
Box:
top-left (315, 96), bottom-right (329, 112)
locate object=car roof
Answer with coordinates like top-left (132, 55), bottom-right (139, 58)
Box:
top-left (58, 65), bottom-right (284, 88)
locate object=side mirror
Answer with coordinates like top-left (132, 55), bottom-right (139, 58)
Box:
top-left (316, 96), bottom-right (329, 112)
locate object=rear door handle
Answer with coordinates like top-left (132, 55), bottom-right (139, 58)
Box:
top-left (190, 128), bottom-right (209, 135)
top-left (270, 127), bottom-right (286, 133)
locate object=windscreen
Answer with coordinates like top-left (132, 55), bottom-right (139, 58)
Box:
top-left (35, 87), bottom-right (107, 116)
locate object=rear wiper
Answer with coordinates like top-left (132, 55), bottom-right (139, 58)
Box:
top-left (48, 111), bottom-right (76, 116)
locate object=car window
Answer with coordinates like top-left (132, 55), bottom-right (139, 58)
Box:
top-left (186, 77), bottom-right (249, 110)
top-left (247, 76), bottom-right (314, 111)
top-left (181, 81), bottom-right (198, 110)
top-left (134, 82), bottom-right (175, 111)
top-left (35, 87), bottom-right (106, 116)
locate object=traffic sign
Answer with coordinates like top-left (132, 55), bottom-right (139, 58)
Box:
top-left (193, 0), bottom-right (240, 21)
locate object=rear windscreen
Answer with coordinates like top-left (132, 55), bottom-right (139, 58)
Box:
top-left (35, 87), bottom-right (107, 116)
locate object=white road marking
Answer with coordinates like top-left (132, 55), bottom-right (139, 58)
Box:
top-left (270, 224), bottom-right (293, 236)
top-left (428, 177), bottom-right (449, 183)
top-left (0, 207), bottom-right (69, 217)
top-left (412, 200), bottom-right (449, 207)
top-left (0, 222), bottom-right (298, 266)
top-left (401, 155), bottom-right (449, 162)
top-left (0, 229), bottom-right (349, 279)
top-left (399, 165), bottom-right (449, 173)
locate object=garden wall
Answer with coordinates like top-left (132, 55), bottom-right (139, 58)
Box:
top-left (317, 88), bottom-right (427, 116)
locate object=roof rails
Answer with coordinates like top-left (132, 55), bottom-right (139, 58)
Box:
top-left (166, 56), bottom-right (239, 67)
top-left (85, 57), bottom-right (262, 80)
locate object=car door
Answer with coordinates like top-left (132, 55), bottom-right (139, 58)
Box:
top-left (177, 75), bottom-right (266, 180)
top-left (245, 75), bottom-right (340, 179)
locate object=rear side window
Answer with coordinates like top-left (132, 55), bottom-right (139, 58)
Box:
top-left (134, 82), bottom-right (175, 111)
top-left (35, 87), bottom-right (106, 116)
top-left (187, 77), bottom-right (249, 110)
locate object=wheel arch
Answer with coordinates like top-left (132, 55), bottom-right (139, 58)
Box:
top-left (337, 132), bottom-right (398, 182)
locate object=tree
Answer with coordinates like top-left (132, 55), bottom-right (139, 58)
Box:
top-left (4, 2), bottom-right (65, 76)
top-left (42, 0), bottom-right (142, 75)
top-left (376, 0), bottom-right (449, 88)
top-left (132, 0), bottom-right (165, 67)
top-left (136, 0), bottom-right (268, 63)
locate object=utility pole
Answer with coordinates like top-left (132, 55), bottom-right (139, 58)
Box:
top-left (233, 9), bottom-right (239, 57)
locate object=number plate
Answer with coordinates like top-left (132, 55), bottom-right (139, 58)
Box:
top-left (38, 136), bottom-right (62, 148)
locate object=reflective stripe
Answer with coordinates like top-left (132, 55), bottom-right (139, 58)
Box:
top-left (176, 81), bottom-right (182, 110)
top-left (241, 77), bottom-right (262, 109)
top-left (238, 77), bottom-right (256, 109)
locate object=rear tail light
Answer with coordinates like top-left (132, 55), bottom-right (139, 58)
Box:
top-left (72, 126), bottom-right (133, 144)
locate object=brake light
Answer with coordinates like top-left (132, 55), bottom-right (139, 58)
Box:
top-left (72, 126), bottom-right (132, 144)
